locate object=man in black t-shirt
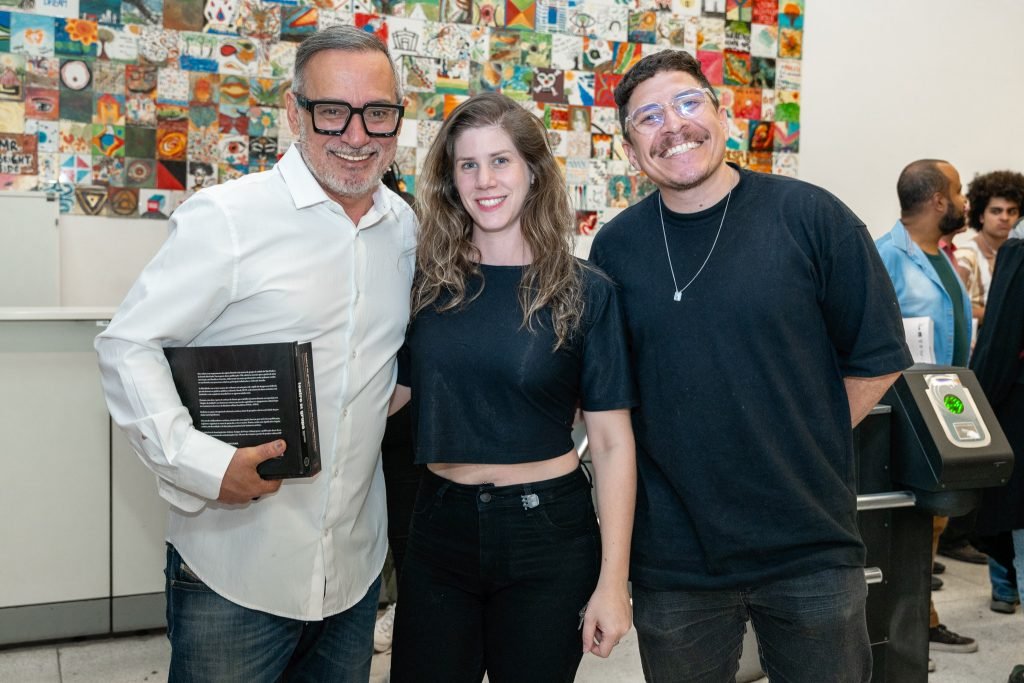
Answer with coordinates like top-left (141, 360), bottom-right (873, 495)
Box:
top-left (875, 159), bottom-right (977, 659)
top-left (588, 50), bottom-right (911, 683)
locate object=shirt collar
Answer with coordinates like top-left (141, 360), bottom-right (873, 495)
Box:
top-left (276, 143), bottom-right (395, 221)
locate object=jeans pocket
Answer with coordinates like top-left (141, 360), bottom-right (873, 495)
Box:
top-left (531, 489), bottom-right (596, 533)
top-left (171, 559), bottom-right (213, 593)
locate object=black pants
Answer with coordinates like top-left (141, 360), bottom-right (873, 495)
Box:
top-left (390, 467), bottom-right (600, 683)
top-left (381, 405), bottom-right (421, 577)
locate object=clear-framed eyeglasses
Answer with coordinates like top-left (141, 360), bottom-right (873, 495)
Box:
top-left (625, 88), bottom-right (716, 135)
top-left (293, 94), bottom-right (404, 137)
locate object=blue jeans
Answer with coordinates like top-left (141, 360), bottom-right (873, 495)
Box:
top-left (632, 566), bottom-right (871, 683)
top-left (390, 467), bottom-right (601, 683)
top-left (165, 544), bottom-right (379, 683)
top-left (990, 530), bottom-right (1024, 604)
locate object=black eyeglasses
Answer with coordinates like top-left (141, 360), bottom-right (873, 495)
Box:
top-left (293, 94), bottom-right (404, 137)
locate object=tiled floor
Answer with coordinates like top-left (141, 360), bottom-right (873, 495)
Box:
top-left (1, 557), bottom-right (1020, 682)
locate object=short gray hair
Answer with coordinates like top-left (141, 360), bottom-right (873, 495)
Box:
top-left (292, 26), bottom-right (403, 103)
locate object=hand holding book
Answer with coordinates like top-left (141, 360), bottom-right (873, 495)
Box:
top-left (217, 439), bottom-right (287, 504)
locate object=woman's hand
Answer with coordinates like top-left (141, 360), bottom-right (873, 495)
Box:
top-left (581, 579), bottom-right (632, 658)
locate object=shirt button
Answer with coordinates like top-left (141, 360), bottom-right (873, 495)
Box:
top-left (351, 351), bottom-right (357, 359)
top-left (342, 408), bottom-right (349, 417)
top-left (479, 492), bottom-right (492, 503)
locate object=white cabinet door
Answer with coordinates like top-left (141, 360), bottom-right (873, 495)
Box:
top-left (0, 321), bottom-right (110, 607)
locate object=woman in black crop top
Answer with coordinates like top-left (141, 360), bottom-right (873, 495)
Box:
top-left (387, 93), bottom-right (638, 683)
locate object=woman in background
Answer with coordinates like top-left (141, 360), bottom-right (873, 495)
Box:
top-left (388, 92), bottom-right (636, 683)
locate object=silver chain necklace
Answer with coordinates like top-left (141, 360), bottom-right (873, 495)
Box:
top-left (658, 189), bottom-right (732, 302)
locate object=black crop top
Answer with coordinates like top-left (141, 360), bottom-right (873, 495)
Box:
top-left (399, 261), bottom-right (637, 465)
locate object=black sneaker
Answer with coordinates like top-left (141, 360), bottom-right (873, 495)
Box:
top-left (931, 575), bottom-right (943, 591)
top-left (929, 624), bottom-right (978, 653)
top-left (1009, 664), bottom-right (1024, 683)
top-left (938, 543), bottom-right (989, 564)
top-left (932, 561), bottom-right (946, 575)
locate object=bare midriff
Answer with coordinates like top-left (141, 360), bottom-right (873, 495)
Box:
top-left (427, 449), bottom-right (580, 486)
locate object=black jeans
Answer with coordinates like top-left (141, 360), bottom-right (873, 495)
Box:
top-left (390, 467), bottom-right (601, 683)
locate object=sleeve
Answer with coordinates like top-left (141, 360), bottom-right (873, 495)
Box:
top-left (970, 243), bottom-right (1024, 406)
top-left (396, 339), bottom-right (411, 387)
top-left (821, 225), bottom-right (913, 378)
top-left (580, 272), bottom-right (638, 412)
top-left (94, 193), bottom-right (240, 512)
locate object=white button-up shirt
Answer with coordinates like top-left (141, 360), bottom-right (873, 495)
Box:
top-left (95, 144), bottom-right (416, 620)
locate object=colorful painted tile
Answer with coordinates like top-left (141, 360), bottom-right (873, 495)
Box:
top-left (94, 92), bottom-right (126, 124)
top-left (627, 10), bottom-right (657, 44)
top-left (107, 186), bottom-right (139, 216)
top-left (0, 53), bottom-right (26, 101)
top-left (774, 89), bottom-right (799, 122)
top-left (751, 0), bottom-right (776, 24)
top-left (92, 154), bottom-right (125, 183)
top-left (723, 49), bottom-right (750, 86)
top-left (10, 14), bottom-right (56, 58)
top-left (248, 77), bottom-right (286, 106)
top-left (186, 159), bottom-right (216, 190)
top-left (125, 93), bottom-right (157, 125)
top-left (778, 27), bottom-right (801, 58)
top-left (156, 126), bottom-right (187, 159)
top-left (25, 56), bottom-right (61, 89)
top-left (156, 158), bottom-right (187, 189)
top-left (81, 0), bottom-right (121, 23)
top-left (92, 61), bottom-right (125, 93)
top-left (59, 151), bottom-right (92, 182)
top-left (121, 0), bottom-right (163, 25)
top-left (178, 32), bottom-right (220, 72)
top-left (218, 36), bottom-right (259, 75)
top-left (531, 67), bottom-right (564, 104)
top-left (55, 18), bottom-right (99, 57)
top-left (748, 119), bottom-right (773, 151)
top-left (0, 133), bottom-right (38, 174)
top-left (246, 135), bottom-right (277, 171)
top-left (726, 0), bottom-right (751, 21)
top-left (504, 0), bottom-right (534, 31)
top-left (696, 50), bottom-right (723, 85)
top-left (750, 56), bottom-right (774, 88)
top-left (124, 156), bottom-right (156, 186)
top-left (778, 0), bottom-right (802, 28)
top-left (281, 6), bottom-right (318, 40)
top-left (58, 58), bottom-right (94, 93)
top-left (218, 103), bottom-right (248, 133)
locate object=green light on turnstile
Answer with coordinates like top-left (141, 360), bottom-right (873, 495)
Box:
top-left (943, 394), bottom-right (964, 414)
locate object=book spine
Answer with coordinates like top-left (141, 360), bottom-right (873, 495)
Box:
top-left (296, 342), bottom-right (321, 475)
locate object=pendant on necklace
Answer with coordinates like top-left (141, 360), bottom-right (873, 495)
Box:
top-left (673, 291), bottom-right (682, 302)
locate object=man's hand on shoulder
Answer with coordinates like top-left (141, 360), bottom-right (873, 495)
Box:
top-left (217, 440), bottom-right (286, 504)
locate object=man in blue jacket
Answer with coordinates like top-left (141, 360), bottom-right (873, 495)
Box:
top-left (875, 158), bottom-right (977, 658)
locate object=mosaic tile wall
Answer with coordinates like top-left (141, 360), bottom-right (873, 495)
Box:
top-left (0, 0), bottom-right (803, 226)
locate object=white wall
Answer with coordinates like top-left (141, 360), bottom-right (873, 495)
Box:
top-left (801, 0), bottom-right (1024, 238)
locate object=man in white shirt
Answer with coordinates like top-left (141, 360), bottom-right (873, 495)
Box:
top-left (95, 27), bottom-right (415, 682)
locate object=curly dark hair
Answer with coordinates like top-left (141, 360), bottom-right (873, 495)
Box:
top-left (614, 50), bottom-right (719, 143)
top-left (966, 170), bottom-right (1024, 230)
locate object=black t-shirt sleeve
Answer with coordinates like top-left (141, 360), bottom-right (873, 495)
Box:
top-left (396, 340), bottom-right (410, 387)
top-left (820, 223), bottom-right (913, 378)
top-left (580, 269), bottom-right (638, 412)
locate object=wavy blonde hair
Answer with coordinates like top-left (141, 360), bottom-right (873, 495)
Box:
top-left (413, 92), bottom-right (584, 349)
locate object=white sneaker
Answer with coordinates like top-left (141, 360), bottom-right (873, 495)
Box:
top-left (374, 603), bottom-right (396, 653)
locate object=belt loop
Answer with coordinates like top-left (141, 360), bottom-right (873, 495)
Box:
top-left (579, 461), bottom-right (594, 488)
top-left (433, 481), bottom-right (449, 508)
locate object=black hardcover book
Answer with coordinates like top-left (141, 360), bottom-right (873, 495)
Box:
top-left (164, 342), bottom-right (321, 479)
